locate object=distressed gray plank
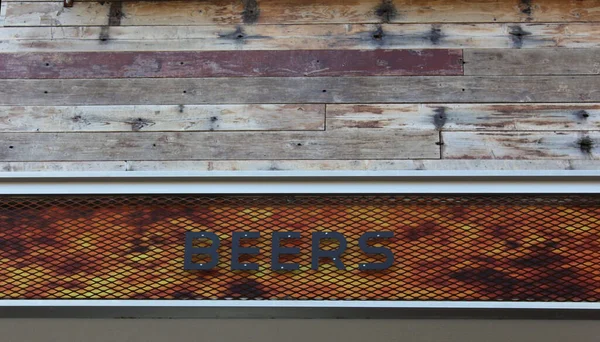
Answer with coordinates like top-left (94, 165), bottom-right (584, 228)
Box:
top-left (328, 104), bottom-right (600, 131)
top-left (442, 132), bottom-right (600, 160)
top-left (422, 104), bottom-right (600, 130)
top-left (4, 23), bottom-right (600, 52)
top-left (0, 130), bottom-right (439, 161)
top-left (0, 161), bottom-right (127, 172)
top-left (0, 104), bottom-right (325, 132)
top-left (125, 160), bottom-right (600, 171)
top-left (0, 2), bottom-right (7, 27)
top-left (464, 49), bottom-right (600, 75)
top-left (3, 77), bottom-right (600, 105)
top-left (5, 159), bottom-right (600, 172)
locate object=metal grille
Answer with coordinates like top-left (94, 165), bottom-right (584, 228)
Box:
top-left (0, 194), bottom-right (599, 302)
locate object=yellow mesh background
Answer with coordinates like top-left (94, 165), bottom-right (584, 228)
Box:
top-left (0, 194), bottom-right (599, 301)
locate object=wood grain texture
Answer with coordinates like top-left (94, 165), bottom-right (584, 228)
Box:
top-left (0, 50), bottom-right (464, 79)
top-left (0, 2), bottom-right (7, 27)
top-left (464, 49), bottom-right (600, 75)
top-left (5, 2), bottom-right (111, 26)
top-left (0, 104), bottom-right (325, 132)
top-left (327, 104), bottom-right (600, 131)
top-left (442, 132), bottom-right (600, 160)
top-left (4, 159), bottom-right (600, 172)
top-left (0, 130), bottom-right (440, 161)
top-left (4, 23), bottom-right (600, 52)
top-left (3, 77), bottom-right (600, 105)
top-left (6, 0), bottom-right (600, 26)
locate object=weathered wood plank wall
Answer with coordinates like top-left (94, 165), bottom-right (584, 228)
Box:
top-left (0, 0), bottom-right (599, 172)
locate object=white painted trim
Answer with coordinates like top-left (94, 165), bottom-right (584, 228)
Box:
top-left (0, 179), bottom-right (598, 194)
top-left (0, 170), bottom-right (599, 179)
top-left (0, 300), bottom-right (599, 310)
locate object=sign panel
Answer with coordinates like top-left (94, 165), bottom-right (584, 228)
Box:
top-left (0, 193), bottom-right (599, 303)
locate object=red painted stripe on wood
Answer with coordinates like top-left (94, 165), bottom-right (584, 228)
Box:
top-left (0, 50), bottom-right (463, 79)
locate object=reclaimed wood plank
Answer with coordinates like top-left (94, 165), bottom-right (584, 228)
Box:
top-left (125, 160), bottom-right (598, 171)
top-left (0, 161), bottom-right (127, 172)
top-left (327, 104), bottom-right (600, 131)
top-left (5, 159), bottom-right (600, 172)
top-left (442, 132), bottom-right (600, 160)
top-left (422, 104), bottom-right (600, 131)
top-left (6, 0), bottom-right (600, 26)
top-left (0, 130), bottom-right (440, 161)
top-left (0, 104), bottom-right (325, 132)
top-left (0, 50), bottom-right (463, 79)
top-left (464, 49), bottom-right (600, 75)
top-left (327, 104), bottom-right (427, 130)
top-left (5, 2), bottom-right (111, 26)
top-left (0, 2), bottom-right (7, 27)
top-left (0, 27), bottom-right (53, 40)
top-left (3, 23), bottom-right (600, 52)
top-left (3, 77), bottom-right (600, 105)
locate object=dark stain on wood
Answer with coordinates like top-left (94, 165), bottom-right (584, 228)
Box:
top-left (429, 25), bottom-right (443, 45)
top-left (577, 136), bottom-right (594, 154)
top-left (371, 25), bottom-right (385, 43)
top-left (218, 26), bottom-right (248, 43)
top-left (508, 25), bottom-right (532, 49)
top-left (127, 118), bottom-right (155, 131)
top-left (209, 116), bottom-right (219, 131)
top-left (108, 2), bottom-right (124, 27)
top-left (71, 115), bottom-right (90, 126)
top-left (0, 50), bottom-right (464, 78)
top-left (374, 0), bottom-right (397, 23)
top-left (242, 0), bottom-right (260, 24)
top-left (433, 107), bottom-right (447, 130)
top-left (518, 0), bottom-right (533, 21)
top-left (575, 110), bottom-right (590, 120)
top-left (99, 26), bottom-right (110, 43)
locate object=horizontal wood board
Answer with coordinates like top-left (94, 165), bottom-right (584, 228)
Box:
top-left (2, 0), bottom-right (600, 168)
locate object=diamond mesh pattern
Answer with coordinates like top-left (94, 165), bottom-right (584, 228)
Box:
top-left (0, 194), bottom-right (599, 301)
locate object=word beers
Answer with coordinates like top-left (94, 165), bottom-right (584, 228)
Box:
top-left (184, 231), bottom-right (394, 271)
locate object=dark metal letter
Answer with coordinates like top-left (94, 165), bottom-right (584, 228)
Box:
top-left (271, 232), bottom-right (301, 271)
top-left (358, 232), bottom-right (394, 270)
top-left (231, 232), bottom-right (260, 270)
top-left (311, 232), bottom-right (347, 270)
top-left (184, 232), bottom-right (220, 270)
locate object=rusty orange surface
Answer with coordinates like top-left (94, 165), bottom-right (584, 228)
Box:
top-left (0, 194), bottom-right (599, 301)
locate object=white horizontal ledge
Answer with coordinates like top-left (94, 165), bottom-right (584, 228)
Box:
top-left (0, 170), bottom-right (600, 179)
top-left (0, 179), bottom-right (597, 194)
